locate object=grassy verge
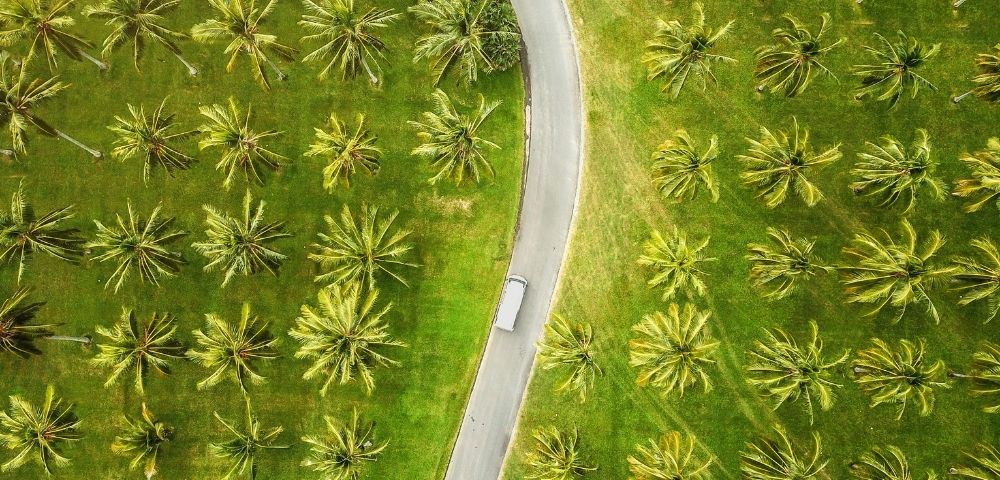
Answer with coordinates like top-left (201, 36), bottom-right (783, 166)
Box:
top-left (0, 1), bottom-right (524, 478)
top-left (505, 1), bottom-right (1000, 478)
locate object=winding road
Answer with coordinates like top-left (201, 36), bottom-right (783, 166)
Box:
top-left (443, 1), bottom-right (583, 479)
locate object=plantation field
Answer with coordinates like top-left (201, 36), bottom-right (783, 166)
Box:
top-left (505, 0), bottom-right (1000, 478)
top-left (0, 0), bottom-right (524, 478)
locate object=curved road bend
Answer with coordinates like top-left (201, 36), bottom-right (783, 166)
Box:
top-left (444, 1), bottom-right (583, 479)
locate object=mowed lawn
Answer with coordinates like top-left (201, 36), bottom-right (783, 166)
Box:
top-left (505, 1), bottom-right (999, 478)
top-left (0, 1), bottom-right (524, 478)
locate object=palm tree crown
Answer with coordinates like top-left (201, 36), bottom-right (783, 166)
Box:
top-left (747, 227), bottom-right (832, 300)
top-left (536, 314), bottom-right (602, 402)
top-left (853, 31), bottom-right (939, 108)
top-left (747, 321), bottom-right (850, 424)
top-left (300, 408), bottom-right (388, 480)
top-left (952, 237), bottom-right (1000, 323)
top-left (851, 129), bottom-right (944, 213)
top-left (525, 426), bottom-right (596, 480)
top-left (289, 285), bottom-right (404, 395)
top-left (410, 88), bottom-right (501, 185)
top-left (0, 287), bottom-right (53, 357)
top-left (628, 431), bottom-right (713, 480)
top-left (410, 0), bottom-right (517, 85)
top-left (86, 201), bottom-right (186, 293)
top-left (305, 113), bottom-right (382, 192)
top-left (91, 308), bottom-right (185, 394)
top-left (954, 137), bottom-right (1000, 213)
top-left (191, 0), bottom-right (296, 89)
top-left (741, 424), bottom-right (828, 480)
top-left (299, 0), bottom-right (400, 83)
top-left (754, 13), bottom-right (842, 97)
top-left (210, 404), bottom-right (289, 480)
top-left (0, 385), bottom-right (81, 475)
top-left (83, 0), bottom-right (197, 75)
top-left (851, 445), bottom-right (928, 480)
top-left (192, 190), bottom-right (291, 287)
top-left (650, 129), bottom-right (720, 203)
top-left (0, 181), bottom-right (82, 283)
top-left (111, 403), bottom-right (173, 480)
top-left (954, 342), bottom-right (1000, 413)
top-left (629, 303), bottom-right (720, 397)
top-left (187, 303), bottom-right (281, 394)
top-left (840, 219), bottom-right (953, 323)
top-left (309, 204), bottom-right (416, 290)
top-left (642, 2), bottom-right (735, 98)
top-left (738, 118), bottom-right (842, 208)
top-left (950, 443), bottom-right (1000, 479)
top-left (0, 0), bottom-right (106, 70)
top-left (637, 227), bottom-right (716, 301)
top-left (853, 337), bottom-right (947, 419)
top-left (198, 98), bottom-right (287, 189)
top-left (108, 100), bottom-right (198, 182)
top-left (954, 43), bottom-right (1000, 103)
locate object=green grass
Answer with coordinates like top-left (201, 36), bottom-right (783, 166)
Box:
top-left (505, 1), bottom-right (1000, 478)
top-left (0, 1), bottom-right (524, 478)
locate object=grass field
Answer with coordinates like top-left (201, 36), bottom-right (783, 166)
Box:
top-left (504, 1), bottom-right (1000, 478)
top-left (0, 1), bottom-right (524, 478)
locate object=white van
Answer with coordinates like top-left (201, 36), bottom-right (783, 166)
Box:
top-left (494, 275), bottom-right (527, 331)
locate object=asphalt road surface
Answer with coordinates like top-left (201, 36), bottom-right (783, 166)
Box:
top-left (443, 0), bottom-right (583, 478)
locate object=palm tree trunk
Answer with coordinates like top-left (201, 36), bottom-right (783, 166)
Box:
top-left (361, 59), bottom-right (379, 85)
top-left (46, 334), bottom-right (93, 345)
top-left (79, 51), bottom-right (108, 71)
top-left (263, 56), bottom-right (287, 81)
top-left (55, 130), bottom-right (102, 158)
top-left (953, 90), bottom-right (974, 103)
top-left (0, 148), bottom-right (15, 157)
top-left (172, 52), bottom-right (199, 77)
top-left (953, 0), bottom-right (967, 6)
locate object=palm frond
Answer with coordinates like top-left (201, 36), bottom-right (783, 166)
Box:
top-left (629, 303), bottom-right (719, 397)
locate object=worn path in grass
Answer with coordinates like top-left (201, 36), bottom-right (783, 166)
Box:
top-left (444, 0), bottom-right (583, 478)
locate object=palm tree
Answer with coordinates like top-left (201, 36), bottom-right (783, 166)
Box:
top-left (91, 308), bottom-right (185, 394)
top-left (525, 426), bottom-right (596, 480)
top-left (108, 100), bottom-right (198, 183)
top-left (852, 337), bottom-right (946, 420)
top-left (747, 227), bottom-right (833, 300)
top-left (850, 445), bottom-right (932, 480)
top-left (950, 342), bottom-right (1000, 413)
top-left (191, 0), bottom-right (296, 90)
top-left (299, 0), bottom-right (399, 84)
top-left (289, 285), bottom-right (404, 395)
top-left (954, 138), bottom-right (1000, 213)
top-left (410, 0), bottom-right (518, 85)
top-left (650, 129), bottom-right (719, 203)
top-left (953, 44), bottom-right (1000, 103)
top-left (111, 403), bottom-right (173, 480)
top-left (950, 444), bottom-right (1000, 478)
top-left (0, 385), bottom-right (81, 475)
top-left (301, 408), bottom-right (387, 480)
top-left (410, 88), bottom-right (500, 185)
top-left (187, 303), bottom-right (280, 394)
top-left (192, 190), bottom-right (291, 287)
top-left (86, 201), bottom-right (186, 293)
top-left (210, 404), bottom-right (289, 480)
top-left (305, 113), bottom-right (382, 192)
top-left (840, 219), bottom-right (953, 323)
top-left (747, 321), bottom-right (850, 424)
top-left (0, 287), bottom-right (52, 356)
top-left (0, 53), bottom-right (102, 157)
top-left (642, 2), bottom-right (735, 98)
top-left (0, 181), bottom-right (82, 283)
top-left (0, 0), bottom-right (107, 70)
top-left (637, 227), bottom-right (715, 301)
top-left (628, 431), bottom-right (713, 480)
top-left (198, 99), bottom-right (287, 189)
top-left (536, 314), bottom-right (602, 402)
top-left (738, 118), bottom-right (842, 208)
top-left (83, 0), bottom-right (198, 75)
top-left (952, 237), bottom-right (1000, 323)
top-left (629, 303), bottom-right (719, 397)
top-left (309, 204), bottom-right (415, 290)
top-left (741, 424), bottom-right (827, 480)
top-left (851, 129), bottom-right (944, 213)
top-left (753, 13), bottom-right (842, 97)
top-left (853, 32), bottom-right (939, 108)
